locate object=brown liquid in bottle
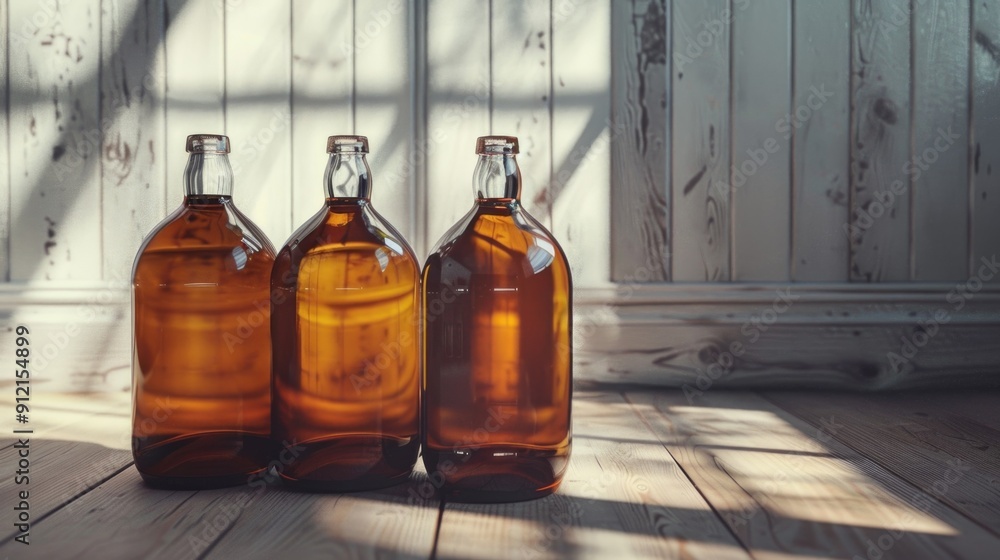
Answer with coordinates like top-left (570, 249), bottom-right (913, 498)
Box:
top-left (271, 136), bottom-right (420, 491)
top-left (422, 136), bottom-right (572, 502)
top-left (132, 136), bottom-right (275, 489)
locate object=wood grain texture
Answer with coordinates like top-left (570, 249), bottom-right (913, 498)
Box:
top-left (0, 0), bottom-right (8, 281)
top-left (670, 0), bottom-right (730, 282)
top-left (491, 0), bottom-right (552, 228)
top-left (971, 0), bottom-right (1000, 282)
top-left (424, 0), bottom-right (490, 255)
top-left (551, 0), bottom-right (612, 286)
top-left (290, 0), bottom-right (353, 230)
top-left (791, 0), bottom-right (850, 282)
top-left (164, 0), bottom-right (225, 210)
top-left (849, 0), bottom-right (912, 282)
top-left (610, 0), bottom-right (669, 282)
top-left (8, 0), bottom-right (103, 282)
top-left (765, 391), bottom-right (1000, 537)
top-left (574, 284), bottom-right (1000, 390)
top-left (100, 0), bottom-right (166, 282)
top-left (730, 0), bottom-right (792, 281)
top-left (355, 0), bottom-right (416, 241)
top-left (434, 391), bottom-right (751, 560)
top-left (628, 390), bottom-right (1000, 559)
top-left (912, 0), bottom-right (970, 281)
top-left (225, 0), bottom-right (293, 246)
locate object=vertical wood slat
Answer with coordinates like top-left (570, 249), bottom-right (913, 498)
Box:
top-left (225, 0), bottom-right (292, 246)
top-left (551, 0), bottom-right (612, 285)
top-left (424, 0), bottom-right (490, 255)
top-left (730, 0), bottom-right (792, 281)
top-left (791, 0), bottom-right (850, 282)
top-left (164, 0), bottom-right (225, 210)
top-left (671, 0), bottom-right (730, 282)
top-left (912, 0), bottom-right (970, 281)
top-left (849, 0), bottom-right (912, 282)
top-left (9, 0), bottom-right (103, 281)
top-left (100, 0), bottom-right (166, 282)
top-left (610, 0), bottom-right (669, 282)
top-left (290, 0), bottom-right (353, 227)
top-left (972, 0), bottom-right (1000, 281)
top-left (0, 0), bottom-right (8, 281)
top-left (355, 0), bottom-right (415, 241)
top-left (491, 0), bottom-right (552, 228)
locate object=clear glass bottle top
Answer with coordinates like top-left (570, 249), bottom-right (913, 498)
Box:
top-left (325, 135), bottom-right (372, 199)
top-left (473, 135), bottom-right (521, 201)
top-left (184, 133), bottom-right (234, 197)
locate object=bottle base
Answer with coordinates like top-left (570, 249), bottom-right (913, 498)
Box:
top-left (422, 444), bottom-right (569, 503)
top-left (276, 434), bottom-right (419, 493)
top-left (133, 431), bottom-right (272, 490)
top-left (138, 469), bottom-right (268, 490)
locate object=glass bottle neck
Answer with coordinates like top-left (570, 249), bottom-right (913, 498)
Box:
top-left (183, 153), bottom-right (234, 198)
top-left (474, 154), bottom-right (521, 202)
top-left (324, 153), bottom-right (371, 200)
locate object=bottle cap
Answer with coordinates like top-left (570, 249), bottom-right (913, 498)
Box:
top-left (186, 134), bottom-right (230, 154)
top-left (327, 135), bottom-right (369, 154)
top-left (476, 135), bottom-right (519, 155)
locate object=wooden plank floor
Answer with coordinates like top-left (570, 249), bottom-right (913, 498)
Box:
top-left (2, 389), bottom-right (998, 559)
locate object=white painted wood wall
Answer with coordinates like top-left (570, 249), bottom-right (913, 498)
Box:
top-left (2, 0), bottom-right (1000, 391)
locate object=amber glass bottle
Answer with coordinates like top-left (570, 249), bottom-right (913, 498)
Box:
top-left (132, 134), bottom-right (276, 489)
top-left (422, 136), bottom-right (572, 502)
top-left (271, 136), bottom-right (420, 491)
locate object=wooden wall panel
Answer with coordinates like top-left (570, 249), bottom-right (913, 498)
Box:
top-left (225, 0), bottom-right (293, 246)
top-left (791, 0), bottom-right (850, 282)
top-left (9, 0), bottom-right (103, 282)
top-left (355, 0), bottom-right (416, 241)
top-left (671, 0), bottom-right (730, 282)
top-left (552, 0), bottom-right (612, 285)
top-left (610, 0), bottom-right (670, 281)
top-left (100, 0), bottom-right (167, 282)
top-left (0, 0), bottom-right (8, 281)
top-left (849, 0), bottom-right (912, 282)
top-left (290, 0), bottom-right (353, 228)
top-left (912, 0), bottom-right (970, 281)
top-left (491, 0), bottom-right (552, 227)
top-left (972, 0), bottom-right (1000, 282)
top-left (730, 0), bottom-right (792, 281)
top-left (424, 0), bottom-right (491, 255)
top-left (164, 0), bottom-right (225, 212)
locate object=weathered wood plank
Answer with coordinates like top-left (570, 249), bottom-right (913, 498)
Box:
top-left (610, 0), bottom-right (669, 281)
top-left (731, 0), bottom-right (792, 281)
top-left (628, 390), bottom-right (1000, 559)
top-left (912, 0), bottom-right (970, 281)
top-left (0, 0), bottom-right (9, 281)
top-left (765, 391), bottom-right (1000, 537)
top-left (791, 0), bottom-right (851, 282)
top-left (491, 0), bottom-right (552, 228)
top-left (849, 0), bottom-right (912, 282)
top-left (670, 0), bottom-right (730, 282)
top-left (164, 0), bottom-right (225, 209)
top-left (290, 0), bottom-right (353, 228)
top-left (9, 0), bottom-right (103, 282)
top-left (225, 0), bottom-right (293, 245)
top-left (574, 284), bottom-right (1000, 390)
top-left (551, 0), bottom-right (612, 286)
top-left (204, 472), bottom-right (439, 559)
top-left (972, 0), bottom-right (1000, 282)
top-left (435, 392), bottom-right (751, 559)
top-left (100, 0), bottom-right (166, 282)
top-left (355, 0), bottom-right (416, 241)
top-left (424, 0), bottom-right (490, 255)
